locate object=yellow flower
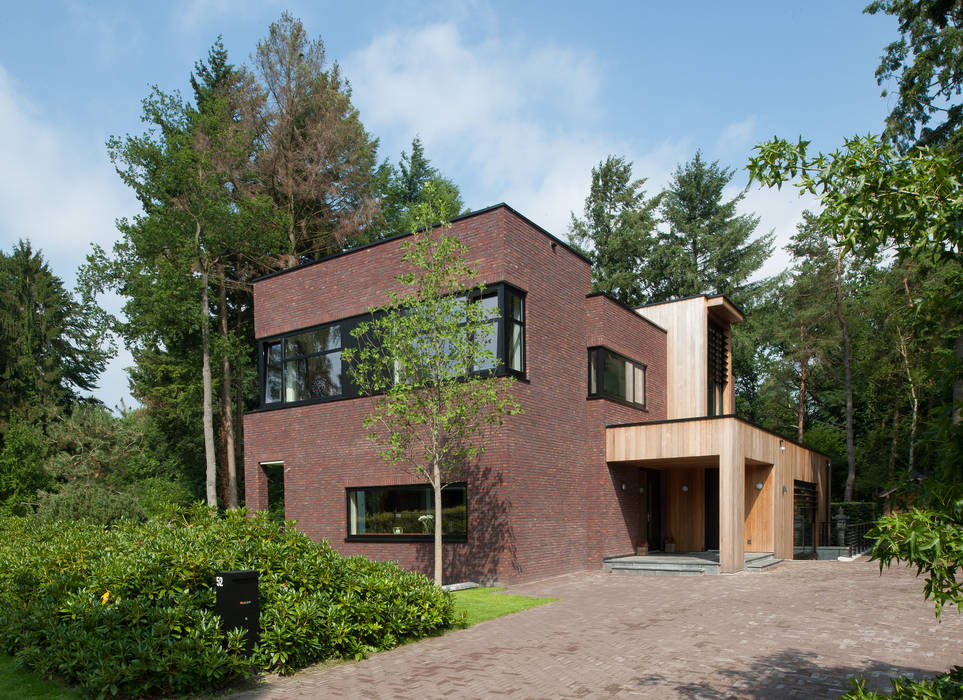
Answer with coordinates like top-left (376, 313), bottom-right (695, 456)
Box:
top-left (100, 590), bottom-right (110, 605)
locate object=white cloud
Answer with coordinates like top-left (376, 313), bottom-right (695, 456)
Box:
top-left (346, 20), bottom-right (621, 236)
top-left (716, 116), bottom-right (758, 154)
top-left (0, 64), bottom-right (137, 409)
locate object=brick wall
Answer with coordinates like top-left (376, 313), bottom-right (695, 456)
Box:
top-left (244, 205), bottom-right (671, 584)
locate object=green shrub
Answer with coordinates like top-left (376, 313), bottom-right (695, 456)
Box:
top-left (34, 484), bottom-right (144, 524)
top-left (832, 501), bottom-right (879, 524)
top-left (0, 505), bottom-right (456, 697)
top-left (841, 666), bottom-right (963, 698)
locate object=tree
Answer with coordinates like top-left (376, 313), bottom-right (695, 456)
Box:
top-left (98, 40), bottom-right (278, 508)
top-left (657, 151), bottom-right (774, 305)
top-left (567, 155), bottom-right (661, 306)
top-left (253, 12), bottom-right (381, 265)
top-left (375, 137), bottom-right (465, 240)
top-left (0, 241), bottom-right (110, 432)
top-left (343, 184), bottom-right (522, 586)
top-left (866, 0), bottom-right (963, 156)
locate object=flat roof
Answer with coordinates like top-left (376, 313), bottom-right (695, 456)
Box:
top-left (253, 203), bottom-right (591, 283)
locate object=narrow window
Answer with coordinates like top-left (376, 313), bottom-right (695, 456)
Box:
top-left (707, 321), bottom-right (727, 416)
top-left (506, 288), bottom-right (525, 374)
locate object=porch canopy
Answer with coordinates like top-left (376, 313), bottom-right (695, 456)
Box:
top-left (606, 415), bottom-right (829, 573)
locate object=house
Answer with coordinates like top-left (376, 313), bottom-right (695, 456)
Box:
top-left (243, 204), bottom-right (830, 584)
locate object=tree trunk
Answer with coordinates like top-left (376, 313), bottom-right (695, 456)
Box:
top-left (836, 251), bottom-right (857, 502)
top-left (218, 266), bottom-right (238, 508)
top-left (200, 263), bottom-right (218, 507)
top-left (798, 320), bottom-right (808, 444)
top-left (888, 404), bottom-right (900, 477)
top-left (432, 458), bottom-right (443, 587)
top-left (897, 326), bottom-right (918, 474)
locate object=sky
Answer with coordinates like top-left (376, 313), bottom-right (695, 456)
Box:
top-left (0, 1), bottom-right (897, 409)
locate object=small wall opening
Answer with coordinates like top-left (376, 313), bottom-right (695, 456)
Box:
top-left (260, 461), bottom-right (285, 523)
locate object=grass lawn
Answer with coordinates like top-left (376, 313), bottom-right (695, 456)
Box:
top-left (452, 586), bottom-right (557, 626)
top-left (0, 656), bottom-right (78, 699)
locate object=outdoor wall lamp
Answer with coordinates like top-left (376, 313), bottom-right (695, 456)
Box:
top-left (682, 485), bottom-right (689, 492)
top-left (620, 482), bottom-right (626, 490)
top-left (779, 439), bottom-right (786, 451)
top-left (755, 482), bottom-right (763, 490)
top-left (782, 485), bottom-right (788, 494)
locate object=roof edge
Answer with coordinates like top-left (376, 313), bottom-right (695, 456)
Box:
top-left (585, 292), bottom-right (667, 333)
top-left (253, 203), bottom-right (591, 283)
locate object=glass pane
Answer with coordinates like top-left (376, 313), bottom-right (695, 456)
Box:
top-left (266, 342), bottom-right (282, 366)
top-left (478, 294), bottom-right (499, 321)
top-left (589, 350), bottom-right (597, 394)
top-left (624, 362), bottom-right (634, 402)
top-left (306, 352), bottom-right (342, 398)
top-left (634, 366), bottom-right (645, 406)
top-left (510, 292), bottom-right (524, 322)
top-left (287, 326), bottom-right (341, 356)
top-left (601, 351), bottom-right (626, 400)
top-left (474, 322), bottom-right (498, 371)
top-left (348, 485), bottom-right (467, 536)
top-left (266, 365), bottom-right (282, 403)
top-left (509, 322), bottom-right (523, 372)
top-left (284, 359), bottom-right (307, 402)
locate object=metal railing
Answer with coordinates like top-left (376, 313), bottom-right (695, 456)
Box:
top-left (845, 521), bottom-right (876, 557)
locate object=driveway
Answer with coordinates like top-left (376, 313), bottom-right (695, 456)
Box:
top-left (232, 559), bottom-right (962, 699)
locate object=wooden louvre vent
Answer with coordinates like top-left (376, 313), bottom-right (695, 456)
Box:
top-left (707, 321), bottom-right (728, 387)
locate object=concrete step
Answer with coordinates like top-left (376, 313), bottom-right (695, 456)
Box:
top-left (744, 554), bottom-right (783, 572)
top-left (604, 556), bottom-right (719, 576)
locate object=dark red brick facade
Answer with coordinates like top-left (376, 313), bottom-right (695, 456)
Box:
top-left (243, 205), bottom-right (667, 584)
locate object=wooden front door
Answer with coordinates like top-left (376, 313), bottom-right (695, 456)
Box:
top-left (640, 469), bottom-right (663, 550)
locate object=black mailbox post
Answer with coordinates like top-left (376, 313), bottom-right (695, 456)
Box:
top-left (215, 570), bottom-right (259, 652)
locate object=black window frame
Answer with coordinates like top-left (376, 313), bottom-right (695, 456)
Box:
top-left (344, 482), bottom-right (469, 542)
top-left (256, 282), bottom-right (526, 409)
top-left (587, 345), bottom-right (647, 409)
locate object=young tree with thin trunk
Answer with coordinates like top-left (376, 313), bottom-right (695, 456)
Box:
top-left (344, 184), bottom-right (521, 586)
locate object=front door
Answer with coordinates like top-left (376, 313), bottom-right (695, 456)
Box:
top-left (640, 469), bottom-right (662, 550)
top-left (705, 467), bottom-right (719, 550)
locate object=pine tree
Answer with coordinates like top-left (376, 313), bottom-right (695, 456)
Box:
top-left (656, 151), bottom-right (773, 305)
top-left (567, 156), bottom-right (661, 306)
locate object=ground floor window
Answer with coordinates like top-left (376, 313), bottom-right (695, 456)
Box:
top-left (347, 483), bottom-right (467, 539)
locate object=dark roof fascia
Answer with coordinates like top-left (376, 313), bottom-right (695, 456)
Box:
top-left (252, 203), bottom-right (591, 284)
top-left (635, 293), bottom-right (746, 318)
top-left (605, 413), bottom-right (832, 461)
top-left (585, 292), bottom-right (667, 333)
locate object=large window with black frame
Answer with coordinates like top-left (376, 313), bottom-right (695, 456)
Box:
top-left (259, 282), bottom-right (526, 408)
top-left (346, 484), bottom-right (467, 539)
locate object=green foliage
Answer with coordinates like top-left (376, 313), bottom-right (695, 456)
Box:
top-left (658, 150), bottom-right (774, 305)
top-left (567, 155), bottom-right (661, 306)
top-left (831, 501), bottom-right (879, 524)
top-left (0, 418), bottom-right (47, 515)
top-left (372, 137), bottom-right (466, 242)
top-left (451, 587), bottom-right (557, 626)
top-left (865, 0), bottom-right (963, 156)
top-left (841, 665), bottom-right (963, 698)
top-left (0, 506), bottom-right (456, 697)
top-left (869, 483), bottom-right (963, 617)
top-left (0, 241), bottom-right (111, 433)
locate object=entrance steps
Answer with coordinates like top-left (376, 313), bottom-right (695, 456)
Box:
top-left (603, 551), bottom-right (781, 576)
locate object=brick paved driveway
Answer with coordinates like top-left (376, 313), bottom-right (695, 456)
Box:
top-left (233, 560), bottom-right (962, 699)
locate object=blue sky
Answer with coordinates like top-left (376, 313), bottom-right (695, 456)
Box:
top-left (0, 1), bottom-right (896, 408)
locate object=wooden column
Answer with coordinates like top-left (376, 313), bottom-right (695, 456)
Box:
top-left (719, 425), bottom-right (745, 573)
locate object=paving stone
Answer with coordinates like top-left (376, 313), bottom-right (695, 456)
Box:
top-left (230, 560), bottom-right (962, 699)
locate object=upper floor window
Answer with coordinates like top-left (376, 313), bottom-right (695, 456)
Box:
top-left (263, 322), bottom-right (344, 405)
top-left (259, 282), bottom-right (525, 408)
top-left (588, 346), bottom-right (646, 408)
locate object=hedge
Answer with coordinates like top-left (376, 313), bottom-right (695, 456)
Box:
top-left (0, 505), bottom-right (457, 697)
